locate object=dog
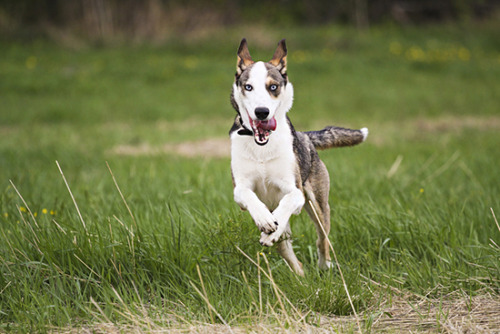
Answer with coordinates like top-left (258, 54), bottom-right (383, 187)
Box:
top-left (229, 38), bottom-right (368, 276)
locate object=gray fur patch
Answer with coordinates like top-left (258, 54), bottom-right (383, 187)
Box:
top-left (265, 63), bottom-right (287, 86)
top-left (287, 117), bottom-right (316, 185)
top-left (235, 63), bottom-right (255, 88)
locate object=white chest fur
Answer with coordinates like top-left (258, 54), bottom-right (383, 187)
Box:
top-left (230, 119), bottom-right (298, 210)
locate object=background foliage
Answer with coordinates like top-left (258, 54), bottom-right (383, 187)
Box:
top-left (1, 0), bottom-right (499, 43)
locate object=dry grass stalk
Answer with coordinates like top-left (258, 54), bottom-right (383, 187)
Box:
top-left (196, 264), bottom-right (214, 324)
top-left (188, 281), bottom-right (233, 333)
top-left (372, 292), bottom-right (500, 333)
top-left (106, 161), bottom-right (138, 230)
top-left (307, 200), bottom-right (363, 334)
top-left (9, 180), bottom-right (40, 228)
top-left (51, 291), bottom-right (500, 333)
top-left (56, 161), bottom-right (88, 232)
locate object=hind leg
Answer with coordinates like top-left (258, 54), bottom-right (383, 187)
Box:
top-left (304, 161), bottom-right (333, 270)
top-left (275, 224), bottom-right (304, 276)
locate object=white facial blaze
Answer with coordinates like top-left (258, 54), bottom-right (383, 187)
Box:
top-left (240, 62), bottom-right (280, 122)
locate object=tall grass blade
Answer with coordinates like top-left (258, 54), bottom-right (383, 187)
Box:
top-left (308, 200), bottom-right (362, 334)
top-left (55, 161), bottom-right (88, 232)
top-left (491, 208), bottom-right (500, 234)
top-left (236, 247), bottom-right (303, 319)
top-left (196, 264), bottom-right (214, 324)
top-left (15, 204), bottom-right (42, 255)
top-left (9, 180), bottom-right (39, 228)
top-left (189, 281), bottom-right (233, 332)
top-left (387, 155), bottom-right (403, 178)
top-left (106, 161), bottom-right (138, 230)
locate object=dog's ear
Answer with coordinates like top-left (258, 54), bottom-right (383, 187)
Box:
top-left (236, 38), bottom-right (254, 76)
top-left (269, 39), bottom-right (287, 76)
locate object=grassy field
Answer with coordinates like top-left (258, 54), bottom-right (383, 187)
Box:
top-left (1, 23), bottom-right (499, 332)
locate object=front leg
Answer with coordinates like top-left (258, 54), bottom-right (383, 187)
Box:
top-left (260, 187), bottom-right (305, 247)
top-left (234, 184), bottom-right (278, 234)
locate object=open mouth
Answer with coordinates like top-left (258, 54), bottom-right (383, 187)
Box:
top-left (248, 116), bottom-right (277, 145)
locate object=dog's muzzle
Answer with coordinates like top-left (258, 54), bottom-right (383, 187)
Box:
top-left (248, 109), bottom-right (277, 146)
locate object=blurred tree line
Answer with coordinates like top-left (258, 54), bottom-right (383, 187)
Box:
top-left (0, 0), bottom-right (497, 41)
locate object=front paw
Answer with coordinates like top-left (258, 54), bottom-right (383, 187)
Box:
top-left (259, 231), bottom-right (281, 247)
top-left (251, 209), bottom-right (278, 234)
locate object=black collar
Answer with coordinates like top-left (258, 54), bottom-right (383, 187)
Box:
top-left (237, 126), bottom-right (253, 136)
top-left (236, 116), bottom-right (253, 136)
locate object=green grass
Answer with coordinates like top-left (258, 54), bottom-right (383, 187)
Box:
top-left (0, 24), bottom-right (499, 331)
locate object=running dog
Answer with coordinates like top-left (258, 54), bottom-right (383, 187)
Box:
top-left (229, 38), bottom-right (368, 276)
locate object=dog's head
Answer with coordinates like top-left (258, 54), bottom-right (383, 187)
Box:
top-left (231, 38), bottom-right (294, 146)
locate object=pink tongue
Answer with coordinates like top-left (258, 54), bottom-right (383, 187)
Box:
top-left (257, 117), bottom-right (277, 131)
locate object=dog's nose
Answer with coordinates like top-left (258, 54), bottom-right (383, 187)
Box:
top-left (255, 107), bottom-right (270, 120)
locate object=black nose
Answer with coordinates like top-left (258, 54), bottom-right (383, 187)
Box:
top-left (255, 107), bottom-right (269, 120)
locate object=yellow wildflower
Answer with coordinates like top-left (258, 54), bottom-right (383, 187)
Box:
top-left (42, 208), bottom-right (48, 214)
top-left (406, 46), bottom-right (426, 62)
top-left (26, 56), bottom-right (37, 70)
top-left (458, 47), bottom-right (470, 61)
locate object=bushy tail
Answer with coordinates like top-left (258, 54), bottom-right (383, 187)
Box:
top-left (305, 126), bottom-right (368, 150)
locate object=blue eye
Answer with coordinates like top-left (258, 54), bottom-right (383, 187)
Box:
top-left (269, 84), bottom-right (278, 91)
top-left (244, 84), bottom-right (253, 91)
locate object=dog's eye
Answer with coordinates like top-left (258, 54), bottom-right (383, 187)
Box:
top-left (269, 84), bottom-right (278, 91)
top-left (244, 84), bottom-right (253, 91)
